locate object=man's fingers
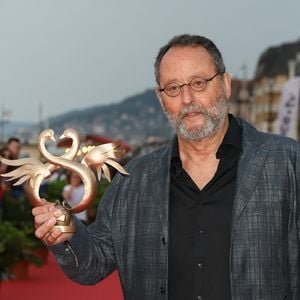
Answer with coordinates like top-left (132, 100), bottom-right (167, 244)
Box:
top-left (32, 204), bottom-right (55, 216)
top-left (32, 201), bottom-right (73, 246)
top-left (45, 228), bottom-right (62, 245)
top-left (34, 209), bottom-right (62, 227)
top-left (34, 213), bottom-right (55, 228)
top-left (35, 216), bottom-right (57, 239)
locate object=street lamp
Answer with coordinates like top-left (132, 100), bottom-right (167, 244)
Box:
top-left (0, 107), bottom-right (11, 143)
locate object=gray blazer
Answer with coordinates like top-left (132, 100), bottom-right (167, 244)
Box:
top-left (51, 118), bottom-right (300, 300)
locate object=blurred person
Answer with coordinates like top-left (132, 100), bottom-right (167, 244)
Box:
top-left (32, 34), bottom-right (300, 299)
top-left (6, 137), bottom-right (21, 159)
top-left (62, 172), bottom-right (88, 225)
top-left (0, 147), bottom-right (12, 173)
top-left (5, 137), bottom-right (23, 199)
top-left (0, 147), bottom-right (13, 206)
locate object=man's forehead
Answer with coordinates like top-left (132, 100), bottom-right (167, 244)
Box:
top-left (164, 44), bottom-right (207, 56)
top-left (159, 45), bottom-right (215, 80)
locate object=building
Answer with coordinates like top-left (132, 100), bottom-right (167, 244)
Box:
top-left (252, 39), bottom-right (300, 135)
top-left (229, 78), bottom-right (254, 123)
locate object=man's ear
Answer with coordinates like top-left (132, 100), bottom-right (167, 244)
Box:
top-left (223, 72), bottom-right (231, 99)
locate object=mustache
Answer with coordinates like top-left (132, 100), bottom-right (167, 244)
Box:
top-left (178, 104), bottom-right (207, 120)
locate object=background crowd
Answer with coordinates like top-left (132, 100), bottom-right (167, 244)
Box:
top-left (0, 136), bottom-right (106, 280)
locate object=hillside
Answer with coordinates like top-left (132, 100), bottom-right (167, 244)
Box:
top-left (48, 89), bottom-right (174, 144)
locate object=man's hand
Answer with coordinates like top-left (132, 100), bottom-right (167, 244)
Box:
top-left (32, 201), bottom-right (74, 246)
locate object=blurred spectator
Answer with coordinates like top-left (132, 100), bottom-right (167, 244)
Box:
top-left (0, 147), bottom-right (13, 207)
top-left (0, 147), bottom-right (12, 172)
top-left (5, 137), bottom-right (23, 199)
top-left (62, 172), bottom-right (88, 224)
top-left (6, 137), bottom-right (21, 159)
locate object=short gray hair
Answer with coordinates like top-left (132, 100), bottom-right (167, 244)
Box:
top-left (154, 34), bottom-right (226, 85)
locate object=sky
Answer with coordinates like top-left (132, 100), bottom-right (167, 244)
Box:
top-left (1, 0), bottom-right (300, 123)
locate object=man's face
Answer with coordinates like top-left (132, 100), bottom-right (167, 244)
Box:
top-left (8, 141), bottom-right (21, 158)
top-left (156, 46), bottom-right (231, 142)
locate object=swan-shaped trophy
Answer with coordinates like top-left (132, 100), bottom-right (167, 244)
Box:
top-left (0, 128), bottom-right (129, 232)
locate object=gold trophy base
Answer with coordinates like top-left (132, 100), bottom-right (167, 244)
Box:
top-left (52, 225), bottom-right (76, 233)
top-left (50, 200), bottom-right (76, 233)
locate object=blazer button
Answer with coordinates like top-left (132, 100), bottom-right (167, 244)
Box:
top-left (160, 286), bottom-right (165, 294)
top-left (161, 237), bottom-right (166, 245)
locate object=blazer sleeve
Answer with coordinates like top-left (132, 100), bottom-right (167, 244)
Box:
top-left (296, 145), bottom-right (300, 239)
top-left (49, 174), bottom-right (122, 285)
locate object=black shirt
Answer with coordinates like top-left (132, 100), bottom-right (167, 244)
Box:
top-left (168, 115), bottom-right (242, 300)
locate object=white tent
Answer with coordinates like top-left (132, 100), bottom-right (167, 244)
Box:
top-left (277, 77), bottom-right (300, 140)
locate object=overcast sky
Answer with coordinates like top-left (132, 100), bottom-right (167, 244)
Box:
top-left (1, 0), bottom-right (300, 122)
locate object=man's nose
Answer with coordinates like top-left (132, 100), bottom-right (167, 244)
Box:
top-left (180, 84), bottom-right (195, 105)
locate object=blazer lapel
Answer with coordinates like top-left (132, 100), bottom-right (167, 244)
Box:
top-left (232, 120), bottom-right (268, 229)
top-left (150, 142), bottom-right (172, 239)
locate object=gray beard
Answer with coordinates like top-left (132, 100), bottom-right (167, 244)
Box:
top-left (162, 96), bottom-right (228, 142)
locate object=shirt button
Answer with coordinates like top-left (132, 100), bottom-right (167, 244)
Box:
top-left (199, 228), bottom-right (205, 234)
top-left (197, 262), bottom-right (204, 269)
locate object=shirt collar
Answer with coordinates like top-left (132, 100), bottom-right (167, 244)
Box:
top-left (171, 114), bottom-right (242, 161)
top-left (216, 114), bottom-right (242, 159)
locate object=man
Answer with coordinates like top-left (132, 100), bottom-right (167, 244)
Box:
top-left (7, 137), bottom-right (21, 159)
top-left (33, 34), bottom-right (300, 299)
top-left (6, 137), bottom-right (23, 198)
top-left (0, 147), bottom-right (13, 205)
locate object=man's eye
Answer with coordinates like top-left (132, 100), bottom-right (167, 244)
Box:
top-left (167, 85), bottom-right (179, 92)
top-left (192, 79), bottom-right (205, 87)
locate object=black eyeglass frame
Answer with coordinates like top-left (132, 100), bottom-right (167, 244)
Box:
top-left (159, 71), bottom-right (225, 97)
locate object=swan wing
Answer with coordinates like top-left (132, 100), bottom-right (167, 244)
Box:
top-left (104, 159), bottom-right (129, 176)
top-left (13, 175), bottom-right (31, 186)
top-left (93, 141), bottom-right (125, 158)
top-left (1, 160), bottom-right (50, 187)
top-left (96, 166), bottom-right (102, 181)
top-left (81, 141), bottom-right (126, 166)
top-left (2, 165), bottom-right (35, 178)
top-left (101, 163), bottom-right (111, 182)
top-left (0, 156), bottom-right (38, 167)
top-left (92, 141), bottom-right (122, 153)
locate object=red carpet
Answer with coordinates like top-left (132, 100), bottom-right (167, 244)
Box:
top-left (0, 254), bottom-right (124, 300)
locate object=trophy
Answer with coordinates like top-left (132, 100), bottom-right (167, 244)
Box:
top-left (0, 128), bottom-right (129, 232)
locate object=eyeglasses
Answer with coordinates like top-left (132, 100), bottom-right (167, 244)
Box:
top-left (159, 71), bottom-right (224, 97)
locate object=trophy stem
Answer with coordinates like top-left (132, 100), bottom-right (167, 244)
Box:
top-left (51, 200), bottom-right (76, 233)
